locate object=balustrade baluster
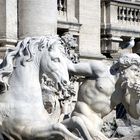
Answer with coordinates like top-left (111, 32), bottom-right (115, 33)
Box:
top-left (124, 8), bottom-right (127, 21)
top-left (57, 0), bottom-right (63, 11)
top-left (137, 10), bottom-right (140, 22)
top-left (122, 7), bottom-right (125, 20)
top-left (57, 0), bottom-right (67, 12)
top-left (128, 9), bottom-right (131, 21)
top-left (118, 7), bottom-right (120, 20)
top-left (63, 0), bottom-right (66, 11)
top-left (117, 5), bottom-right (140, 23)
top-left (130, 9), bottom-right (133, 21)
top-left (132, 9), bottom-right (136, 21)
top-left (126, 8), bottom-right (129, 21)
top-left (120, 7), bottom-right (123, 20)
top-left (136, 10), bottom-right (139, 22)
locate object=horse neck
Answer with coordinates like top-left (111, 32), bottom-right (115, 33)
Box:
top-left (7, 57), bottom-right (43, 104)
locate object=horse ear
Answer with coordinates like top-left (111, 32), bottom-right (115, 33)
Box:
top-left (48, 43), bottom-right (55, 52)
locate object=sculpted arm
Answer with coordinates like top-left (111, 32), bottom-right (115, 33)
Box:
top-left (67, 59), bottom-right (107, 78)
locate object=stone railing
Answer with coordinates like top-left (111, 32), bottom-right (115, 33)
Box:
top-left (57, 0), bottom-right (66, 12)
top-left (117, 6), bottom-right (140, 22)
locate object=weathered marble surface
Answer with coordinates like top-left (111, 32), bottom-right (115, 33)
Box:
top-left (0, 36), bottom-right (81, 140)
top-left (0, 35), bottom-right (140, 140)
top-left (64, 53), bottom-right (140, 140)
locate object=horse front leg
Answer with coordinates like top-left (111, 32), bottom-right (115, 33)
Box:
top-left (22, 123), bottom-right (82, 140)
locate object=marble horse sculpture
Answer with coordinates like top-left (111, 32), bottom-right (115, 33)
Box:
top-left (0, 36), bottom-right (83, 140)
top-left (0, 34), bottom-right (140, 140)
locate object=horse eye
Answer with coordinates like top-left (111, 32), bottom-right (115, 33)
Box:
top-left (52, 58), bottom-right (60, 62)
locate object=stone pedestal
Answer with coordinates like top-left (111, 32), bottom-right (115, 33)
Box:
top-left (18, 0), bottom-right (57, 39)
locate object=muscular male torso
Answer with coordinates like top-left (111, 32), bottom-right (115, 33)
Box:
top-left (72, 68), bottom-right (119, 132)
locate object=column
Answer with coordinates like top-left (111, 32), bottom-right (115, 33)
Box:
top-left (18, 0), bottom-right (57, 39)
top-left (67, 0), bottom-right (78, 23)
top-left (79, 0), bottom-right (105, 60)
top-left (0, 0), bottom-right (17, 58)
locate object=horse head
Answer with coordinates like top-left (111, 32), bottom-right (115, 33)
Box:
top-left (40, 36), bottom-right (70, 92)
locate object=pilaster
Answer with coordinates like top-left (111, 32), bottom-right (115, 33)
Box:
top-left (0, 0), bottom-right (17, 58)
top-left (18, 0), bottom-right (57, 39)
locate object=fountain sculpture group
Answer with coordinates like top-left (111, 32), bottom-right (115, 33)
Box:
top-left (0, 34), bottom-right (140, 140)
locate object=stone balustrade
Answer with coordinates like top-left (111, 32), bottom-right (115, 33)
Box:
top-left (117, 6), bottom-right (140, 22)
top-left (57, 0), bottom-right (66, 12)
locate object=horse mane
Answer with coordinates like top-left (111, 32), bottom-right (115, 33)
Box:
top-left (0, 35), bottom-right (63, 90)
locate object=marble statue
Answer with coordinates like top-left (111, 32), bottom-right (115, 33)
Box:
top-left (0, 33), bottom-right (140, 140)
top-left (111, 53), bottom-right (140, 119)
top-left (64, 53), bottom-right (140, 140)
top-left (64, 59), bottom-right (119, 140)
top-left (41, 74), bottom-right (61, 122)
top-left (40, 33), bottom-right (79, 122)
top-left (0, 36), bottom-right (81, 140)
top-left (61, 32), bottom-right (79, 63)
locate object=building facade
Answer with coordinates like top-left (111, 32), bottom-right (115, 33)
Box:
top-left (101, 0), bottom-right (140, 57)
top-left (0, 0), bottom-right (140, 59)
